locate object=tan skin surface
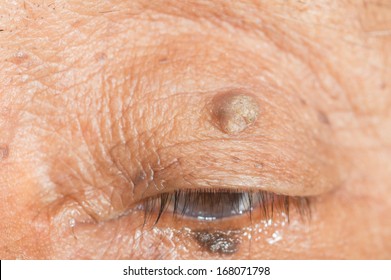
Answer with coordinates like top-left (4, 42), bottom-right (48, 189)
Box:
top-left (0, 0), bottom-right (391, 259)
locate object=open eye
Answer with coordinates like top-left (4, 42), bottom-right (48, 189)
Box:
top-left (129, 189), bottom-right (313, 256)
top-left (140, 189), bottom-right (311, 225)
top-left (171, 191), bottom-right (256, 220)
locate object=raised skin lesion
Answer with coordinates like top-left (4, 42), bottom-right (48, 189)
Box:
top-left (211, 91), bottom-right (260, 135)
top-left (3, 0), bottom-right (384, 260)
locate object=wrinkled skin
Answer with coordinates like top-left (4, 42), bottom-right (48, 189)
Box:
top-left (0, 0), bottom-right (391, 259)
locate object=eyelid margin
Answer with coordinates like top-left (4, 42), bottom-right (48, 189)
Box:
top-left (139, 188), bottom-right (311, 227)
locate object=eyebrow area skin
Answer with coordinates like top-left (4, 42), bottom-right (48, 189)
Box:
top-left (0, 0), bottom-right (390, 259)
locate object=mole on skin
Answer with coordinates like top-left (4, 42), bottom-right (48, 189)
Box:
top-left (212, 91), bottom-right (259, 135)
top-left (192, 230), bottom-right (240, 255)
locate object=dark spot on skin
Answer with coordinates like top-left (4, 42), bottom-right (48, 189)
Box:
top-left (317, 110), bottom-right (330, 125)
top-left (159, 57), bottom-right (168, 63)
top-left (192, 230), bottom-right (241, 255)
top-left (0, 145), bottom-right (9, 161)
top-left (231, 156), bottom-right (240, 163)
top-left (9, 52), bottom-right (29, 65)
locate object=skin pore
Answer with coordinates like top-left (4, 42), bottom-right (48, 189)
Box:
top-left (0, 0), bottom-right (391, 259)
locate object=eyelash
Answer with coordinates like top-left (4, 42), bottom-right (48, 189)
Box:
top-left (140, 189), bottom-right (311, 225)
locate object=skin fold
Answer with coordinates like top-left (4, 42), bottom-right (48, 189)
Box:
top-left (0, 0), bottom-right (390, 259)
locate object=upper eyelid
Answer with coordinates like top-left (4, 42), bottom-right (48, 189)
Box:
top-left (110, 90), bottom-right (340, 200)
top-left (36, 30), bottom-right (340, 222)
top-left (130, 137), bottom-right (340, 200)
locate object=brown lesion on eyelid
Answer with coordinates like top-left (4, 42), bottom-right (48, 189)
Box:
top-left (211, 91), bottom-right (260, 135)
top-left (191, 229), bottom-right (242, 255)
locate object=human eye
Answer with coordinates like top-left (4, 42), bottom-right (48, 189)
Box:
top-left (141, 189), bottom-right (310, 228)
top-left (142, 189), bottom-right (309, 223)
top-left (1, 0), bottom-right (353, 261)
top-left (137, 188), bottom-right (311, 255)
top-left (3, 0), bottom-right (391, 261)
top-left (42, 83), bottom-right (338, 259)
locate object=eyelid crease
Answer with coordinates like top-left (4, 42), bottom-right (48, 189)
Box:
top-left (140, 135), bottom-right (341, 198)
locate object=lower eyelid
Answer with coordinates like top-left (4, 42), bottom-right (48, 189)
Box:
top-left (51, 189), bottom-right (312, 258)
top-left (133, 191), bottom-right (312, 257)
